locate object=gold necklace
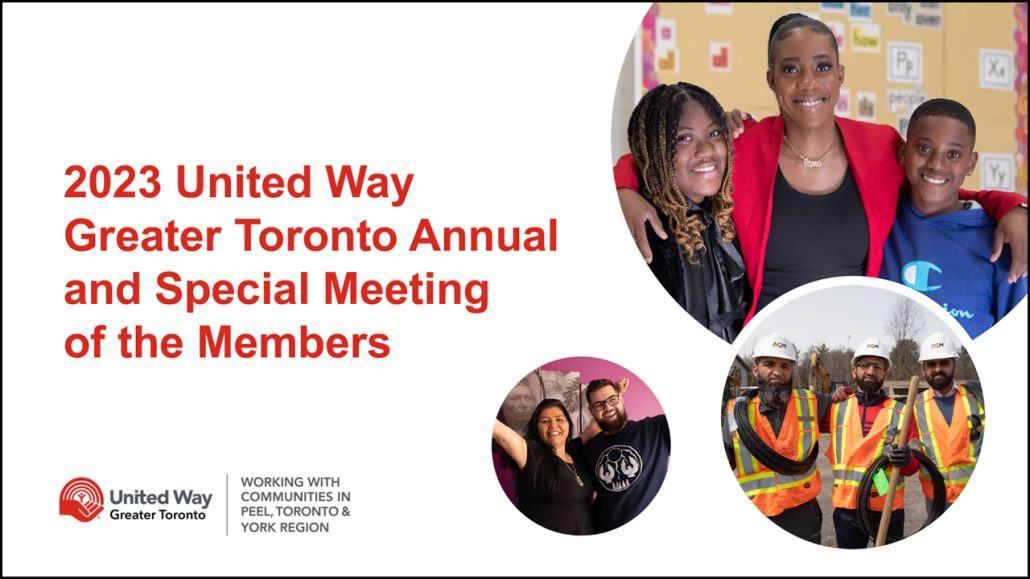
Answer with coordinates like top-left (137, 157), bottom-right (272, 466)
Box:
top-left (561, 458), bottom-right (584, 487)
top-left (783, 132), bottom-right (836, 168)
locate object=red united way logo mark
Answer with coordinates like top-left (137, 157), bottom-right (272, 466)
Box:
top-left (59, 477), bottom-right (104, 522)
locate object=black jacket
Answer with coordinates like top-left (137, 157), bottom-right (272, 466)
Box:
top-left (645, 199), bottom-right (750, 342)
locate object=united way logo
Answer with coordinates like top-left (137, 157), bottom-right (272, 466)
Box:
top-left (595, 445), bottom-right (643, 492)
top-left (902, 260), bottom-right (942, 292)
top-left (59, 477), bottom-right (104, 522)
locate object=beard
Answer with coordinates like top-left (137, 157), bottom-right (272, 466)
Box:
top-left (856, 375), bottom-right (884, 394)
top-left (757, 377), bottom-right (791, 409)
top-left (926, 368), bottom-right (955, 391)
top-left (597, 406), bottom-right (628, 434)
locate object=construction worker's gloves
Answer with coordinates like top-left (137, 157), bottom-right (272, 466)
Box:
top-left (888, 444), bottom-right (912, 467)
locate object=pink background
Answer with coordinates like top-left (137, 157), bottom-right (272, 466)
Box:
top-left (492, 356), bottom-right (665, 505)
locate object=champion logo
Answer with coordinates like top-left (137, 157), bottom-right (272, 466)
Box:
top-left (59, 477), bottom-right (104, 522)
top-left (901, 260), bottom-right (943, 292)
top-left (942, 303), bottom-right (975, 320)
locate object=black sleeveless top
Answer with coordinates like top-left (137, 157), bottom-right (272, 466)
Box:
top-left (757, 168), bottom-right (868, 312)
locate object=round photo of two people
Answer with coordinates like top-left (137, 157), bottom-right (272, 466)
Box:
top-left (722, 284), bottom-right (985, 549)
top-left (611, 5), bottom-right (1027, 343)
top-left (491, 357), bottom-right (670, 535)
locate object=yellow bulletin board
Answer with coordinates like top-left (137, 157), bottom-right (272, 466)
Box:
top-left (613, 2), bottom-right (1028, 195)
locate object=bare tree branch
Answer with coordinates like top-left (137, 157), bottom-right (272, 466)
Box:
top-left (884, 297), bottom-right (926, 343)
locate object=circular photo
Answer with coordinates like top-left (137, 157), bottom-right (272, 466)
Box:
top-left (491, 357), bottom-right (671, 535)
top-left (721, 283), bottom-right (984, 548)
top-left (610, 4), bottom-right (1027, 344)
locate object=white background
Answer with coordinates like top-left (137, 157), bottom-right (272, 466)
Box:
top-left (2, 4), bottom-right (1026, 575)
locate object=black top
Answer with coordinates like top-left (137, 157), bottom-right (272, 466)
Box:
top-left (757, 168), bottom-right (868, 313)
top-left (645, 198), bottom-right (749, 342)
top-left (583, 415), bottom-right (671, 533)
top-left (516, 438), bottom-right (594, 535)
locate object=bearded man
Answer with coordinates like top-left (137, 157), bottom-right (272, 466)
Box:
top-left (724, 333), bottom-right (836, 544)
top-left (910, 332), bottom-right (983, 515)
top-left (826, 337), bottom-right (919, 548)
top-left (582, 378), bottom-right (671, 533)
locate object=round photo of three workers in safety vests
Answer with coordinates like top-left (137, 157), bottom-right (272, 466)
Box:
top-left (722, 282), bottom-right (989, 548)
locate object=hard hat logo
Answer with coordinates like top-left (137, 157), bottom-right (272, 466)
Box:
top-left (919, 332), bottom-right (961, 362)
top-left (753, 333), bottom-right (798, 363)
top-left (852, 337), bottom-right (891, 367)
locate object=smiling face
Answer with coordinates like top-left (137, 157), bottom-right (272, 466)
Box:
top-left (900, 115), bottom-right (977, 216)
top-left (536, 406), bottom-right (570, 451)
top-left (587, 385), bottom-right (627, 434)
top-left (767, 27), bottom-right (844, 131)
top-left (674, 99), bottom-right (728, 205)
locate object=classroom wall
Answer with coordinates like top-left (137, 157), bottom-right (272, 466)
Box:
top-left (612, 2), bottom-right (1028, 195)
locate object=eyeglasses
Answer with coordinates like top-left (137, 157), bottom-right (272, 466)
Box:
top-left (589, 395), bottom-right (620, 413)
top-left (855, 360), bottom-right (887, 372)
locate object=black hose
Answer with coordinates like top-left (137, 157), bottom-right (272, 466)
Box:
top-left (855, 448), bottom-right (946, 543)
top-left (733, 391), bottom-right (819, 476)
top-left (963, 380), bottom-right (984, 406)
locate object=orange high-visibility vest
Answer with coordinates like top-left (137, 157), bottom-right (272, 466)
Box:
top-left (827, 395), bottom-right (906, 511)
top-left (730, 389), bottom-right (820, 517)
top-left (913, 384), bottom-right (983, 504)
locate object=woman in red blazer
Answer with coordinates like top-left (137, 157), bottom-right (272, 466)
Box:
top-left (614, 13), bottom-right (1027, 324)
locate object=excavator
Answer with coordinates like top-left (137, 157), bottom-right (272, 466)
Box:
top-left (807, 351), bottom-right (831, 394)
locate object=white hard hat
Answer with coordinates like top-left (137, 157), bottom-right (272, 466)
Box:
top-left (919, 332), bottom-right (960, 362)
top-left (752, 333), bottom-right (797, 363)
top-left (852, 337), bottom-right (891, 367)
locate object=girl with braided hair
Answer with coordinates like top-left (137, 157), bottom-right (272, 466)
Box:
top-left (627, 82), bottom-right (749, 341)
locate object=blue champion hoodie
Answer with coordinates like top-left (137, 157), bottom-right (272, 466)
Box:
top-left (881, 193), bottom-right (1027, 338)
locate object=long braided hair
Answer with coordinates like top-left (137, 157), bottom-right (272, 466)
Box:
top-left (627, 82), bottom-right (736, 265)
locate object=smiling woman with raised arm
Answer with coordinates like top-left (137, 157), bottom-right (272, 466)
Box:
top-left (493, 399), bottom-right (598, 535)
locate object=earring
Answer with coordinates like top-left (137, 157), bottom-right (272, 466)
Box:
top-left (967, 169), bottom-right (974, 176)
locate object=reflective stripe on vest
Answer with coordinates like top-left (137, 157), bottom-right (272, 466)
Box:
top-left (731, 389), bottom-right (820, 516)
top-left (827, 395), bottom-right (906, 510)
top-left (914, 384), bottom-right (982, 503)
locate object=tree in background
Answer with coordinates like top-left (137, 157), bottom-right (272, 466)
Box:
top-left (884, 297), bottom-right (926, 380)
top-left (956, 346), bottom-right (979, 381)
top-left (884, 297), bottom-right (926, 344)
top-left (797, 343), bottom-right (856, 390)
top-left (889, 338), bottom-right (920, 380)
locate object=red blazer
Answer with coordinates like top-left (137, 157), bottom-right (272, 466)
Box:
top-left (614, 115), bottom-right (1023, 323)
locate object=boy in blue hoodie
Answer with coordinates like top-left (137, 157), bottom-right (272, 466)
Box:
top-left (881, 98), bottom-right (1027, 338)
